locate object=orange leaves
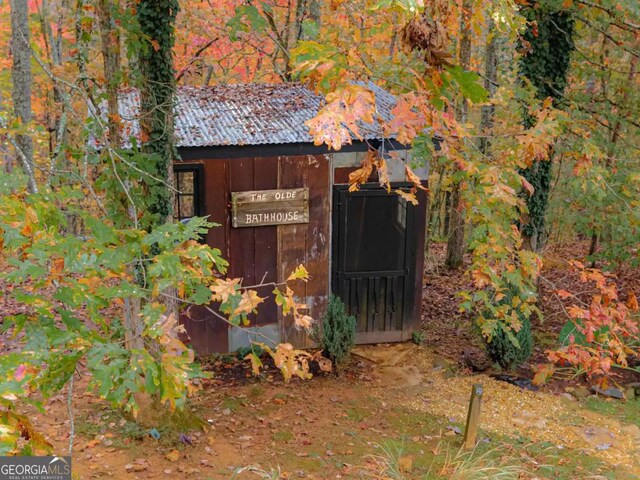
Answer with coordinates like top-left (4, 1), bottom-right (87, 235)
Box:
top-left (627, 293), bottom-right (639, 311)
top-left (471, 270), bottom-right (492, 288)
top-left (385, 92), bottom-right (432, 145)
top-left (348, 150), bottom-right (375, 192)
top-left (555, 289), bottom-right (573, 299)
top-left (540, 261), bottom-right (640, 387)
top-left (532, 363), bottom-right (555, 386)
top-left (50, 257), bottom-right (65, 277)
top-left (347, 151), bottom-right (426, 204)
top-left (405, 164), bottom-right (428, 192)
top-left (305, 85), bottom-right (375, 150)
top-left (401, 12), bottom-right (451, 67)
top-left (516, 102), bottom-right (561, 167)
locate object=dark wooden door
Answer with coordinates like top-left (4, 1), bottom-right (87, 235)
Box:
top-left (332, 183), bottom-right (420, 343)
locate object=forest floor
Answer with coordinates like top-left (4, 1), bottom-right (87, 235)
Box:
top-left (4, 241), bottom-right (640, 479)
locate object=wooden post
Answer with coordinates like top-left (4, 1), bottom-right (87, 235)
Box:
top-left (463, 383), bottom-right (483, 449)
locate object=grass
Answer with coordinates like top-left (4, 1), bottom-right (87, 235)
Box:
top-left (74, 401), bottom-right (208, 449)
top-left (364, 441), bottom-right (408, 480)
top-left (351, 403), bottom-right (629, 480)
top-left (271, 430), bottom-right (294, 443)
top-left (345, 406), bottom-right (368, 422)
top-left (582, 396), bottom-right (640, 427)
top-left (221, 395), bottom-right (245, 412)
top-left (230, 465), bottom-right (282, 479)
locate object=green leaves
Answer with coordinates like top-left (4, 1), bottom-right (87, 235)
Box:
top-left (86, 216), bottom-right (118, 245)
top-left (227, 5), bottom-right (268, 42)
top-left (446, 66), bottom-right (489, 104)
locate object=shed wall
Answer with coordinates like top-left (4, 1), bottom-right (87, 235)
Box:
top-left (177, 154), bottom-right (330, 354)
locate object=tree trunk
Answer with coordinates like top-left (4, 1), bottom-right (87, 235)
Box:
top-left (136, 0), bottom-right (180, 341)
top-left (518, 5), bottom-right (575, 252)
top-left (479, 21), bottom-right (498, 156)
top-left (97, 0), bottom-right (121, 146)
top-left (10, 0), bottom-right (37, 193)
top-left (445, 0), bottom-right (472, 269)
top-left (136, 0), bottom-right (178, 227)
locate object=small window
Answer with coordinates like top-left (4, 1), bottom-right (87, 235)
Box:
top-left (173, 165), bottom-right (202, 222)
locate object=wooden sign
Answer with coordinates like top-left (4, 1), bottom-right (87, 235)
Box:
top-left (231, 188), bottom-right (309, 228)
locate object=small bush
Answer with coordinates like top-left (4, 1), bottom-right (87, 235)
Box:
top-left (486, 316), bottom-right (533, 370)
top-left (484, 285), bottom-right (534, 370)
top-left (311, 295), bottom-right (356, 366)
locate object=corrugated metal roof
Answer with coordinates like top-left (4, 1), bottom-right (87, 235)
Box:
top-left (116, 82), bottom-right (397, 148)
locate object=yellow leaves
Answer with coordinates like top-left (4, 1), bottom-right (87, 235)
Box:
top-left (295, 314), bottom-right (314, 330)
top-left (287, 264), bottom-right (310, 282)
top-left (210, 278), bottom-right (240, 303)
top-left (0, 411), bottom-right (52, 455)
top-left (265, 343), bottom-right (313, 383)
top-left (210, 277), bottom-right (263, 324)
top-left (245, 351), bottom-right (263, 377)
top-left (274, 285), bottom-right (314, 331)
top-left (156, 313), bottom-right (187, 343)
top-left (394, 188), bottom-right (418, 205)
top-left (245, 342), bottom-right (332, 381)
top-left (234, 290), bottom-right (264, 318)
top-left (245, 342), bottom-right (314, 382)
top-left (305, 85), bottom-right (375, 150)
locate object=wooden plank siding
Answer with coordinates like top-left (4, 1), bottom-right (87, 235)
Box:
top-left (277, 155), bottom-right (331, 348)
top-left (176, 154), bottom-right (331, 353)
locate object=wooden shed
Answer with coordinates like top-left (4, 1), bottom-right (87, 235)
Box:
top-left (119, 83), bottom-right (429, 353)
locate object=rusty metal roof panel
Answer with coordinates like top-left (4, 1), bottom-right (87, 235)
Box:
top-left (116, 82), bottom-right (397, 148)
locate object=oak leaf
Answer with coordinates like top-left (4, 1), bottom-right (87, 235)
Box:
top-left (233, 290), bottom-right (264, 316)
top-left (210, 278), bottom-right (240, 303)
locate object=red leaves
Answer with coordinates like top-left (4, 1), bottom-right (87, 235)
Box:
top-left (539, 261), bottom-right (640, 386)
top-left (385, 92), bottom-right (432, 145)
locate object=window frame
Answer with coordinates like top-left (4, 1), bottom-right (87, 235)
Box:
top-left (173, 163), bottom-right (205, 222)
